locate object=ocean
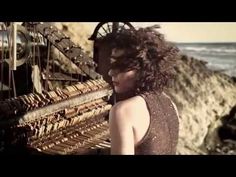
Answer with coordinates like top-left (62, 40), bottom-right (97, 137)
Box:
top-left (176, 43), bottom-right (236, 77)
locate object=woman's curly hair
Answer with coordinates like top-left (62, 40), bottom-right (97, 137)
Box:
top-left (109, 27), bottom-right (180, 94)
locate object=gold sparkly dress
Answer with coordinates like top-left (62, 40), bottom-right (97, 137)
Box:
top-left (135, 92), bottom-right (179, 155)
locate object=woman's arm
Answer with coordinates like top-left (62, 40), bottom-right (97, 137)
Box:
top-left (109, 102), bottom-right (135, 155)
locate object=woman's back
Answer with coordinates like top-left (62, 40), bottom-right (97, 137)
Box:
top-left (135, 92), bottom-right (179, 155)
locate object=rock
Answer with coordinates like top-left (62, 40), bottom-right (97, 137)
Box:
top-left (212, 105), bottom-right (236, 154)
top-left (168, 55), bottom-right (236, 154)
top-left (53, 22), bottom-right (94, 57)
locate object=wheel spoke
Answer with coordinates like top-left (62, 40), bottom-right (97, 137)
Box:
top-left (120, 23), bottom-right (125, 31)
top-left (107, 23), bottom-right (111, 33)
top-left (101, 26), bottom-right (109, 35)
top-left (97, 32), bottom-right (104, 38)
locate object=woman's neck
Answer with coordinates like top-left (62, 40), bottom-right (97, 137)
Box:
top-left (116, 90), bottom-right (136, 101)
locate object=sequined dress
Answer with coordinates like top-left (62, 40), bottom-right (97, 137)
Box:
top-left (135, 92), bottom-right (179, 155)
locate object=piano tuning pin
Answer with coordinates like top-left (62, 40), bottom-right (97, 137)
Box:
top-left (72, 56), bottom-right (77, 61)
top-left (14, 110), bottom-right (18, 114)
top-left (64, 47), bottom-right (70, 52)
top-left (92, 61), bottom-right (98, 67)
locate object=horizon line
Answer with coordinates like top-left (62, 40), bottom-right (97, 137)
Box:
top-left (173, 41), bottom-right (236, 44)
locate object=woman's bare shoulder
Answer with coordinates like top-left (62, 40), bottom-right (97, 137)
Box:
top-left (113, 96), bottom-right (146, 110)
top-left (109, 96), bottom-right (147, 121)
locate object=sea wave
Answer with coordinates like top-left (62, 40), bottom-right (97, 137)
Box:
top-left (176, 43), bottom-right (236, 77)
top-left (179, 46), bottom-right (236, 54)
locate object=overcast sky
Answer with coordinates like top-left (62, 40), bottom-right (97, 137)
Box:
top-left (132, 22), bottom-right (236, 43)
top-left (85, 22), bottom-right (236, 43)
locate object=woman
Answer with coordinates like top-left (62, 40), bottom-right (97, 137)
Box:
top-left (108, 27), bottom-right (180, 155)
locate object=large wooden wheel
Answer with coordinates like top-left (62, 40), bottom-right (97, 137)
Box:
top-left (89, 22), bottom-right (135, 40)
